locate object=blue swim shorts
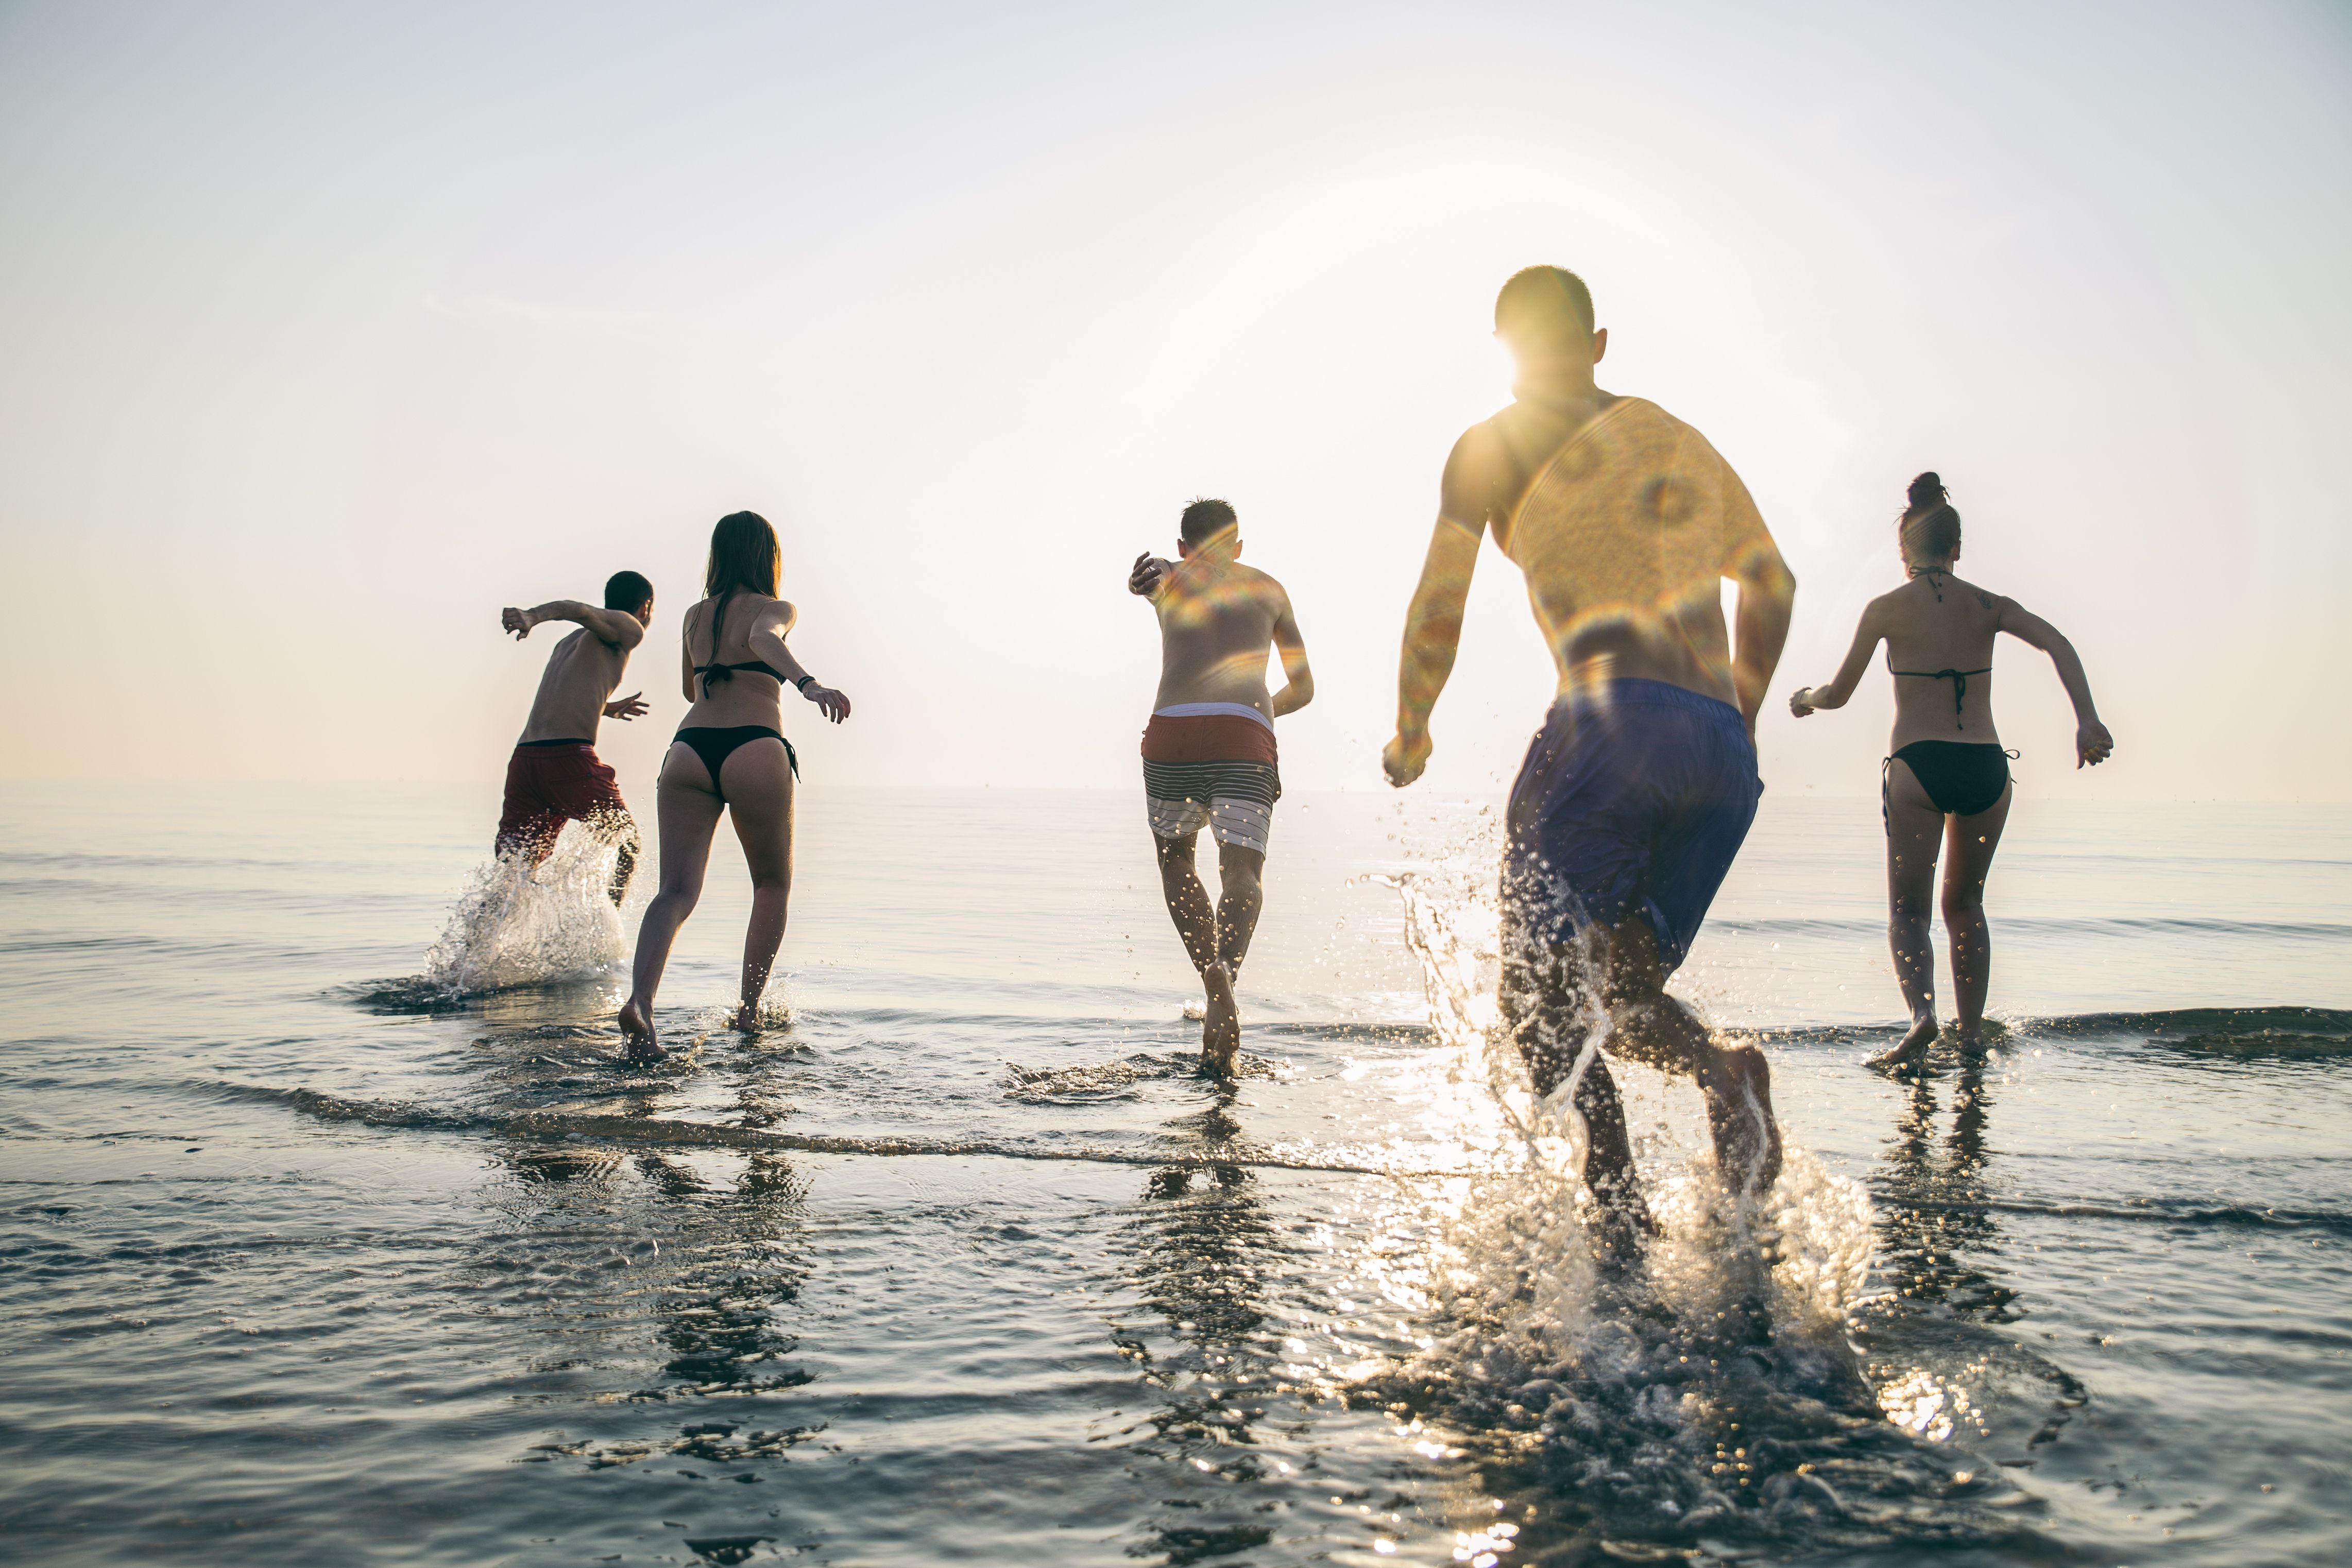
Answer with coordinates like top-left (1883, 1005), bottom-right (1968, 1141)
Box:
top-left (1501, 678), bottom-right (1761, 974)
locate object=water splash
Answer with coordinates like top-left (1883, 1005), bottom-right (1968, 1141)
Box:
top-left (421, 828), bottom-right (628, 995)
top-left (1321, 834), bottom-right (1892, 1553)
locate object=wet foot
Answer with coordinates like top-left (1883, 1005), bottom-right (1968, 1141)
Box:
top-left (618, 998), bottom-right (666, 1064)
top-left (1867, 1015), bottom-right (1940, 1074)
top-left (730, 1004), bottom-right (760, 1032)
top-left (1199, 962), bottom-right (1240, 1078)
top-left (1700, 1042), bottom-right (1783, 1197)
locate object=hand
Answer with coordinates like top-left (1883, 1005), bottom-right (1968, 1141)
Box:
top-left (501, 606), bottom-right (534, 639)
top-left (1129, 553), bottom-right (1170, 596)
top-left (1382, 730), bottom-right (1430, 788)
top-left (805, 684), bottom-right (852, 724)
top-left (2076, 719), bottom-right (2114, 769)
top-left (1788, 687), bottom-right (1817, 718)
top-left (603, 692), bottom-right (647, 722)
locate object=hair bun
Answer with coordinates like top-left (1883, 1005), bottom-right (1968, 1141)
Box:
top-left (1907, 472), bottom-right (1948, 510)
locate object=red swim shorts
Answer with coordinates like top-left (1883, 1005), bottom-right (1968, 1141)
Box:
top-left (494, 742), bottom-right (631, 861)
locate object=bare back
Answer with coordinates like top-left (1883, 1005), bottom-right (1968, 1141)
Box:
top-left (1874, 571), bottom-right (2007, 748)
top-left (677, 592), bottom-right (798, 729)
top-left (1149, 557), bottom-right (1292, 721)
top-left (520, 629), bottom-right (630, 743)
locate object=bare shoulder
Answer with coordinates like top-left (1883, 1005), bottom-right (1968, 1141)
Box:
top-left (1234, 562), bottom-right (1289, 601)
top-left (760, 595), bottom-right (800, 634)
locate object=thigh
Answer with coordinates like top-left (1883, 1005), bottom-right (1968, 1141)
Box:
top-left (721, 739), bottom-right (796, 885)
top-left (1941, 779), bottom-right (2013, 902)
top-left (654, 760), bottom-right (725, 895)
top-left (1884, 759), bottom-right (1944, 907)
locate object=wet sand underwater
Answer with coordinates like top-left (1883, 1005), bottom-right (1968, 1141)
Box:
top-left (2, 783), bottom-right (2347, 1566)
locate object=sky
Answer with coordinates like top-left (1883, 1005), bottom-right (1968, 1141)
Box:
top-left (2, 1), bottom-right (2347, 801)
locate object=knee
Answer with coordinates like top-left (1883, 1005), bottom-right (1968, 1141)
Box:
top-left (1221, 864), bottom-right (1262, 900)
top-left (1889, 896), bottom-right (1933, 925)
top-left (1940, 891), bottom-right (1984, 923)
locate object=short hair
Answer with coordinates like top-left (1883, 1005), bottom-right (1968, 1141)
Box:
top-left (1180, 497), bottom-right (1238, 545)
top-left (704, 510), bottom-right (780, 598)
top-left (1899, 472), bottom-right (1962, 559)
top-left (603, 570), bottom-right (654, 610)
top-left (1494, 265), bottom-right (1595, 343)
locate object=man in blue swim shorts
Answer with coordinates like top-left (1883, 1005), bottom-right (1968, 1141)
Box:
top-left (1383, 267), bottom-right (1798, 1254)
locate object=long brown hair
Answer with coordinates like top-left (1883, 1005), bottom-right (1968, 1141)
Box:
top-left (705, 510), bottom-right (780, 598)
top-left (697, 510), bottom-right (781, 695)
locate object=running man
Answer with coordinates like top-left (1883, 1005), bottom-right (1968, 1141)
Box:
top-left (496, 571), bottom-right (656, 906)
top-left (1383, 267), bottom-right (1798, 1247)
top-left (1129, 499), bottom-right (1314, 1075)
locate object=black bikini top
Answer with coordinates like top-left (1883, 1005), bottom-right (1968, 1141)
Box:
top-left (1889, 654), bottom-right (1992, 730)
top-left (694, 590), bottom-right (792, 696)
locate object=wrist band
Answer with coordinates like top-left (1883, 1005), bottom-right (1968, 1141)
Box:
top-left (794, 674), bottom-right (815, 691)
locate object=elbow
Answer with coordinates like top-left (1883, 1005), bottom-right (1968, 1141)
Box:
top-left (1289, 674), bottom-right (1316, 709)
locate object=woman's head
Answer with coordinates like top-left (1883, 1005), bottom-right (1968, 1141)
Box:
top-left (705, 510), bottom-right (780, 599)
top-left (1898, 472), bottom-right (1962, 567)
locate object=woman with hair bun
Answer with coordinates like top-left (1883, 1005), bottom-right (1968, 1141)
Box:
top-left (1788, 473), bottom-right (2112, 1070)
top-left (618, 510), bottom-right (851, 1062)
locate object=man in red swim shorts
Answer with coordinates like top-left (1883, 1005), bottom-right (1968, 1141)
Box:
top-left (495, 571), bottom-right (656, 905)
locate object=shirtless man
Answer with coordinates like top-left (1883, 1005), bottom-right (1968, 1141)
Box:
top-left (1129, 499), bottom-right (1314, 1074)
top-left (495, 571), bottom-right (656, 906)
top-left (1383, 267), bottom-right (1798, 1249)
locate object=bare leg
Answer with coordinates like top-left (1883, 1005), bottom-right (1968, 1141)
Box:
top-left (1600, 920), bottom-right (1782, 1197)
top-left (719, 739), bottom-right (796, 1030)
top-left (1200, 960), bottom-right (1239, 1077)
top-left (1941, 781), bottom-right (2012, 1048)
top-left (1501, 935), bottom-right (1652, 1253)
top-left (620, 745), bottom-right (724, 1061)
top-left (1152, 830), bottom-right (1219, 973)
top-left (588, 809), bottom-right (641, 907)
top-left (1195, 840), bottom-right (1266, 1076)
top-left (1872, 759), bottom-right (1946, 1072)
top-left (1213, 841), bottom-right (1265, 973)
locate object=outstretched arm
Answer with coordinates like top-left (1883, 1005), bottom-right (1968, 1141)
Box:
top-left (502, 600), bottom-right (646, 650)
top-left (1384, 431), bottom-right (1490, 786)
top-left (747, 602), bottom-right (852, 724)
top-left (1789, 603), bottom-right (1884, 718)
top-left (1269, 590), bottom-right (1314, 717)
top-left (1999, 599), bottom-right (2113, 766)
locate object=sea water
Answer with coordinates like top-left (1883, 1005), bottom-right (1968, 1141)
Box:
top-left (1, 782), bottom-right (2346, 1566)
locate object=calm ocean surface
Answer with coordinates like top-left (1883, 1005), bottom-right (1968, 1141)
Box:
top-left (2, 782), bottom-right (2347, 1567)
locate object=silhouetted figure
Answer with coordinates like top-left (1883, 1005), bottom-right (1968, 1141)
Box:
top-left (1790, 473), bottom-right (2111, 1069)
top-left (1384, 266), bottom-right (1797, 1251)
top-left (496, 571), bottom-right (656, 905)
top-left (1129, 499), bottom-right (1314, 1074)
top-left (619, 512), bottom-right (851, 1063)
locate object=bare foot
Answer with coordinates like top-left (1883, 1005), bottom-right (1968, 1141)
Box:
top-left (1867, 1015), bottom-right (1940, 1074)
top-left (618, 998), bottom-right (666, 1064)
top-left (1700, 1043), bottom-right (1783, 1197)
top-left (1199, 962), bottom-right (1240, 1077)
top-left (731, 1004), bottom-right (760, 1032)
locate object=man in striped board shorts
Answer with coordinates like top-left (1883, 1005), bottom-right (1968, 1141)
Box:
top-left (1128, 498), bottom-right (1314, 1075)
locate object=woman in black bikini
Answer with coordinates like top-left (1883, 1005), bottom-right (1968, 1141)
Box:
top-left (618, 511), bottom-right (851, 1061)
top-left (1789, 473), bottom-right (2112, 1070)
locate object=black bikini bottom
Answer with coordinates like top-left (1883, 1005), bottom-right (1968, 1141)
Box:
top-left (672, 726), bottom-right (797, 803)
top-left (1885, 740), bottom-right (2012, 826)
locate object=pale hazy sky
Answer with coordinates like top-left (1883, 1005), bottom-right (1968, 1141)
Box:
top-left (4, 2), bottom-right (2347, 800)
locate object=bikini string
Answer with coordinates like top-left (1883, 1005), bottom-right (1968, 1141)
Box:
top-left (700, 588), bottom-right (736, 698)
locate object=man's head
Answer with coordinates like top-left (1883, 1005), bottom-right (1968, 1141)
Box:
top-left (604, 570), bottom-right (656, 626)
top-left (1494, 265), bottom-right (1607, 381)
top-left (1178, 497), bottom-right (1240, 558)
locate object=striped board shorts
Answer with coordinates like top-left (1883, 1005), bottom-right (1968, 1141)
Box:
top-left (1140, 706), bottom-right (1282, 856)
